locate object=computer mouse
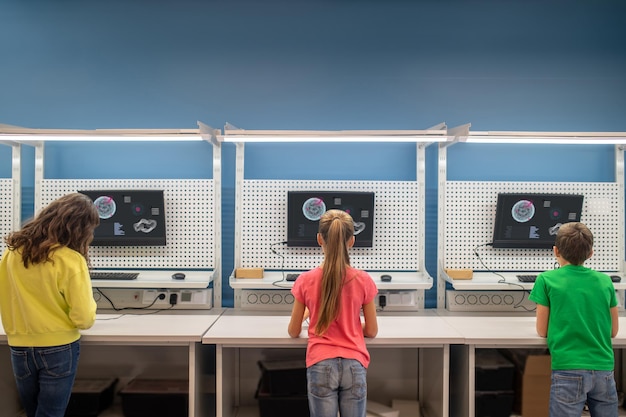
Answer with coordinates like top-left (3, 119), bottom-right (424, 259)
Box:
top-left (380, 274), bottom-right (392, 282)
top-left (172, 272), bottom-right (186, 280)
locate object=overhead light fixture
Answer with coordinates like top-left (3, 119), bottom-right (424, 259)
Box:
top-left (218, 129), bottom-right (450, 143)
top-left (463, 131), bottom-right (626, 145)
top-left (0, 133), bottom-right (204, 142)
top-left (0, 123), bottom-right (219, 143)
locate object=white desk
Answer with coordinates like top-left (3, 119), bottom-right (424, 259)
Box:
top-left (1, 311), bottom-right (223, 417)
top-left (203, 310), bottom-right (463, 417)
top-left (439, 312), bottom-right (626, 417)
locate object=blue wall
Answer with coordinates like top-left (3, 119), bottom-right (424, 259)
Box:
top-left (1, 0), bottom-right (625, 307)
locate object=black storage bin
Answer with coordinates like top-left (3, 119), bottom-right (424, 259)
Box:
top-left (257, 392), bottom-right (310, 417)
top-left (257, 359), bottom-right (307, 396)
top-left (475, 390), bottom-right (515, 417)
top-left (119, 379), bottom-right (188, 417)
top-left (475, 349), bottom-right (515, 391)
top-left (65, 378), bottom-right (118, 417)
top-left (256, 359), bottom-right (309, 417)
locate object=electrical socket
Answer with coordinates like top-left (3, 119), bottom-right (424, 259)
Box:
top-left (377, 291), bottom-right (416, 307)
top-left (142, 290), bottom-right (169, 305)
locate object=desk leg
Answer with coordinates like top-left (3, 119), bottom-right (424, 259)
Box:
top-left (419, 345), bottom-right (449, 417)
top-left (450, 344), bottom-right (471, 417)
top-left (216, 345), bottom-right (238, 417)
top-left (191, 343), bottom-right (216, 417)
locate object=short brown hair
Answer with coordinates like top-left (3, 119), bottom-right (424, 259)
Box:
top-left (554, 222), bottom-right (593, 266)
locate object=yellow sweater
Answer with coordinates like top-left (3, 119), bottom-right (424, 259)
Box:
top-left (0, 246), bottom-right (97, 347)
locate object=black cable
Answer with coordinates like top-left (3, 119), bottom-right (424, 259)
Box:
top-left (473, 243), bottom-right (536, 312)
top-left (473, 242), bottom-right (508, 282)
top-left (270, 240), bottom-right (291, 288)
top-left (94, 289), bottom-right (175, 316)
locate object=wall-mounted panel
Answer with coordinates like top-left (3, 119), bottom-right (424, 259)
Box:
top-left (443, 181), bottom-right (620, 272)
top-left (240, 180), bottom-right (421, 271)
top-left (0, 178), bottom-right (12, 255)
top-left (40, 179), bottom-right (215, 270)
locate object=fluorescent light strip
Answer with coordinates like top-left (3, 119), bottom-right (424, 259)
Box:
top-left (465, 136), bottom-right (626, 144)
top-left (0, 135), bottom-right (204, 142)
top-left (220, 135), bottom-right (450, 143)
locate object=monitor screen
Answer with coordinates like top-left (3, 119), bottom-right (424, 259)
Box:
top-left (79, 189), bottom-right (167, 246)
top-left (492, 193), bottom-right (584, 249)
top-left (287, 191), bottom-right (375, 248)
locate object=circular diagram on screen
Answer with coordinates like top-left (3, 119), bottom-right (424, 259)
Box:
top-left (131, 203), bottom-right (145, 216)
top-left (549, 207), bottom-right (563, 220)
top-left (94, 196), bottom-right (116, 219)
top-left (302, 198), bottom-right (326, 221)
top-left (511, 199), bottom-right (535, 223)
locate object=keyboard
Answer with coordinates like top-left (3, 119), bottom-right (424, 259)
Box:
top-left (517, 274), bottom-right (538, 283)
top-left (90, 272), bottom-right (139, 280)
top-left (286, 273), bottom-right (300, 282)
top-left (517, 274), bottom-right (621, 283)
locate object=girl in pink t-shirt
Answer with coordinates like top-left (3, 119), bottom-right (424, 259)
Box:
top-left (288, 209), bottom-right (378, 417)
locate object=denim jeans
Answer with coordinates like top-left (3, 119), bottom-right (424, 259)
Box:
top-left (307, 358), bottom-right (367, 417)
top-left (10, 341), bottom-right (80, 417)
top-left (550, 370), bottom-right (618, 417)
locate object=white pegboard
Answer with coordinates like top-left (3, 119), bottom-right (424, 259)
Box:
top-left (0, 179), bottom-right (12, 255)
top-left (239, 180), bottom-right (422, 271)
top-left (39, 179), bottom-right (215, 270)
top-left (443, 181), bottom-right (622, 272)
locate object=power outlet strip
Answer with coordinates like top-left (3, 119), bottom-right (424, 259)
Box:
top-left (377, 290), bottom-right (420, 311)
top-left (446, 290), bottom-right (536, 312)
top-left (93, 288), bottom-right (213, 310)
top-left (239, 289), bottom-right (294, 310)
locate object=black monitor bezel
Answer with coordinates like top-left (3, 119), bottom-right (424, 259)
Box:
top-left (287, 190), bottom-right (375, 248)
top-left (79, 189), bottom-right (167, 247)
top-left (492, 192), bottom-right (584, 249)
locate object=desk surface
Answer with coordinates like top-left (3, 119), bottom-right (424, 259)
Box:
top-left (4, 310), bottom-right (626, 347)
top-left (1, 311), bottom-right (223, 344)
top-left (438, 313), bottom-right (546, 346)
top-left (202, 310), bottom-right (464, 347)
top-left (84, 310), bottom-right (223, 343)
top-left (438, 312), bottom-right (626, 348)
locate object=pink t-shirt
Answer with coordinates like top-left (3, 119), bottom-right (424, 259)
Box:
top-left (291, 266), bottom-right (378, 368)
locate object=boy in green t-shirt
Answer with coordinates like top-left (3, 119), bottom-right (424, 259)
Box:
top-left (529, 221), bottom-right (619, 417)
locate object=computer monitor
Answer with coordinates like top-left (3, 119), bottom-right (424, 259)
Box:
top-left (492, 192), bottom-right (584, 249)
top-left (79, 189), bottom-right (167, 246)
top-left (287, 191), bottom-right (375, 248)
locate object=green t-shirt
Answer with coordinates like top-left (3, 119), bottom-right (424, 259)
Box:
top-left (529, 264), bottom-right (617, 370)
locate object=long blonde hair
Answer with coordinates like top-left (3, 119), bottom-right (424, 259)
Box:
top-left (315, 209), bottom-right (354, 336)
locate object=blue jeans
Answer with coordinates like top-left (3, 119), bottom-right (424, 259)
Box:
top-left (307, 358), bottom-right (367, 417)
top-left (10, 341), bottom-right (80, 417)
top-left (550, 370), bottom-right (618, 417)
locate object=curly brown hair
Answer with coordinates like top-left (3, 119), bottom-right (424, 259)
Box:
top-left (4, 193), bottom-right (100, 268)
